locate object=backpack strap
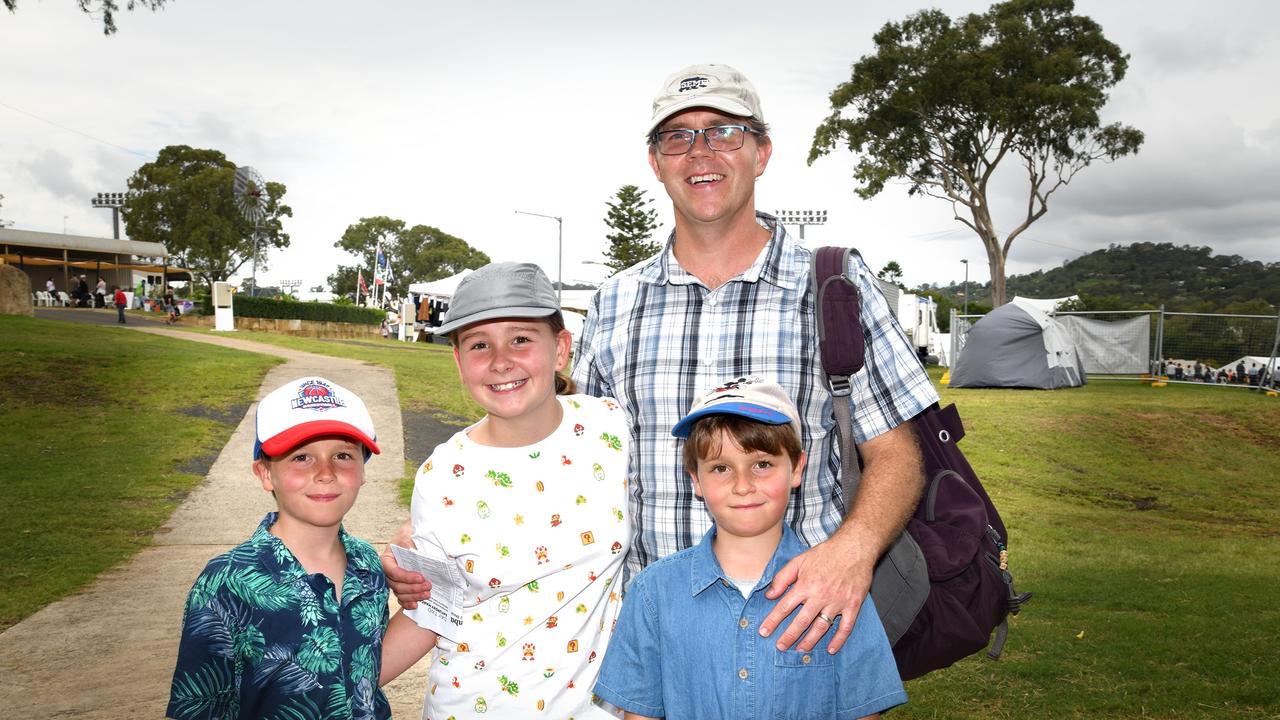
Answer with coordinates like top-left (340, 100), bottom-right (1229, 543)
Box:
top-left (810, 246), bottom-right (864, 508)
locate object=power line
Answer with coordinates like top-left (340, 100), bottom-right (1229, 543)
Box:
top-left (0, 100), bottom-right (153, 158)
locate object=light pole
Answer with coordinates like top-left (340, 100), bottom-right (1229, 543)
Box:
top-left (960, 259), bottom-right (969, 317)
top-left (775, 209), bottom-right (828, 240)
top-left (514, 210), bottom-right (563, 302)
top-left (90, 192), bottom-right (127, 239)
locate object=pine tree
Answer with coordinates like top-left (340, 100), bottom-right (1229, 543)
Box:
top-left (602, 185), bottom-right (661, 274)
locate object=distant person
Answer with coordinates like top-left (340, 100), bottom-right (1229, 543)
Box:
top-left (95, 277), bottom-right (107, 308)
top-left (75, 274), bottom-right (90, 307)
top-left (168, 376), bottom-right (393, 719)
top-left (1248, 363), bottom-right (1259, 386)
top-left (1173, 363), bottom-right (1184, 381)
top-left (1193, 361), bottom-right (1203, 381)
top-left (595, 377), bottom-right (906, 720)
top-left (1236, 361), bottom-right (1246, 384)
top-left (112, 286), bottom-right (127, 324)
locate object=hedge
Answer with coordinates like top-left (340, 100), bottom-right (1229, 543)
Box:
top-left (199, 294), bottom-right (385, 325)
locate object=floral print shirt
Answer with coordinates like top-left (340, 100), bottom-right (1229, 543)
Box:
top-left (167, 513), bottom-right (390, 720)
top-left (407, 394), bottom-right (631, 719)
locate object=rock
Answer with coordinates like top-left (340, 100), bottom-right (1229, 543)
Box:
top-left (0, 263), bottom-right (34, 317)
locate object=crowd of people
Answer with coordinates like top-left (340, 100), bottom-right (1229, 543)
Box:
top-left (1161, 358), bottom-right (1276, 388)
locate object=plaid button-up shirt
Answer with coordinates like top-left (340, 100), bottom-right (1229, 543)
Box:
top-left (573, 213), bottom-right (938, 581)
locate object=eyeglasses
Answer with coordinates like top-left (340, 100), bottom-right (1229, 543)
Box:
top-left (651, 124), bottom-right (760, 156)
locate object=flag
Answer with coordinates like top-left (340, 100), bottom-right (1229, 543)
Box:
top-left (376, 245), bottom-right (387, 270)
top-left (358, 269), bottom-right (368, 296)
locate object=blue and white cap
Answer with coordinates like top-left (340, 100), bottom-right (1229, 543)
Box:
top-left (671, 375), bottom-right (801, 439)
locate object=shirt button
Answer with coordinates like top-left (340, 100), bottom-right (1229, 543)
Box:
top-left (738, 668), bottom-right (749, 680)
top-left (802, 654), bottom-right (812, 665)
top-left (739, 618), bottom-right (749, 630)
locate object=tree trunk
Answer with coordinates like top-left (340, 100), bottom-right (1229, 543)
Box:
top-left (987, 249), bottom-right (1006, 307)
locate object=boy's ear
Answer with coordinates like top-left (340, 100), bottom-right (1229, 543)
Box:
top-left (253, 459), bottom-right (275, 493)
top-left (689, 470), bottom-right (704, 499)
top-left (790, 451), bottom-right (807, 489)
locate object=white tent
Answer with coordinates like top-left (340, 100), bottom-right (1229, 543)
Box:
top-left (951, 298), bottom-right (1087, 389)
top-left (407, 269), bottom-right (473, 298)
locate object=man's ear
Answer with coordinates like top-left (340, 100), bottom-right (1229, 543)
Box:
top-left (253, 459), bottom-right (275, 493)
top-left (754, 135), bottom-right (773, 178)
top-left (648, 146), bottom-right (662, 181)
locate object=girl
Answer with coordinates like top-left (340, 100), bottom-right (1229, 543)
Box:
top-left (380, 262), bottom-right (630, 719)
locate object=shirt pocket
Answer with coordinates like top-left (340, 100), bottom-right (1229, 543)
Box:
top-left (772, 649), bottom-right (836, 719)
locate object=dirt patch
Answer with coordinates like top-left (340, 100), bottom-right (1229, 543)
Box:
top-left (1103, 491), bottom-right (1163, 511)
top-left (402, 407), bottom-right (471, 465)
top-left (177, 402), bottom-right (249, 426)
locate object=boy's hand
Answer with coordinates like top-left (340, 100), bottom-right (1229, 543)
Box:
top-left (758, 536), bottom-right (873, 655)
top-left (380, 519), bottom-right (432, 608)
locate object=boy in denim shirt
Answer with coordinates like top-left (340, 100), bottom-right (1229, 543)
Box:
top-left (594, 376), bottom-right (906, 719)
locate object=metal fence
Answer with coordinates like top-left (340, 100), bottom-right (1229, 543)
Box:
top-left (949, 306), bottom-right (1280, 388)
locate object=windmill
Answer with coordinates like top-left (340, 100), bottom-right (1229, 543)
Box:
top-left (233, 165), bottom-right (267, 296)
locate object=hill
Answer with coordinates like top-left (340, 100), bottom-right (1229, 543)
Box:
top-left (920, 243), bottom-right (1280, 313)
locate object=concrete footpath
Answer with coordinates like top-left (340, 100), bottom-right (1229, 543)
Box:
top-left (0, 326), bottom-right (428, 718)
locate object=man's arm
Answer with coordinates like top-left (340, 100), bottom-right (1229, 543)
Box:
top-left (379, 519), bottom-right (432, 608)
top-left (760, 421), bottom-right (923, 654)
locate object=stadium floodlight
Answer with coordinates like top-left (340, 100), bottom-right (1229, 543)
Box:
top-left (90, 191), bottom-right (129, 238)
top-left (774, 209), bottom-right (828, 240)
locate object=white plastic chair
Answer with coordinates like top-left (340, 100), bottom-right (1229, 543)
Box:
top-left (57, 291), bottom-right (72, 307)
top-left (35, 291), bottom-right (52, 306)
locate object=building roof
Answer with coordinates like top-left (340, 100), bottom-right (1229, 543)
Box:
top-left (0, 227), bottom-right (168, 258)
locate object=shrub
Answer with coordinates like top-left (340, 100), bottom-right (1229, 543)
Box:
top-left (213, 295), bottom-right (384, 325)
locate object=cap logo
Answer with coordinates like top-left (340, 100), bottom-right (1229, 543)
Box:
top-left (290, 379), bottom-right (346, 412)
top-left (678, 76), bottom-right (710, 93)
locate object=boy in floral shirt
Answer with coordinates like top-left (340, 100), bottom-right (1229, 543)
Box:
top-left (167, 376), bottom-right (390, 719)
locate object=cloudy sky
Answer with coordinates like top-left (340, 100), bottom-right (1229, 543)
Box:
top-left (3, 1), bottom-right (1277, 293)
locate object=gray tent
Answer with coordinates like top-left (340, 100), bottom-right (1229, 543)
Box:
top-left (951, 299), bottom-right (1087, 389)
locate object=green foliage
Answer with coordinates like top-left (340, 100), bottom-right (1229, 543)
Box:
top-left (971, 242), bottom-right (1279, 312)
top-left (810, 0), bottom-right (1143, 307)
top-left (2, 0), bottom-right (167, 35)
top-left (877, 260), bottom-right (904, 285)
top-left (230, 295), bottom-right (384, 325)
top-left (602, 184), bottom-right (662, 273)
top-left (328, 216), bottom-right (489, 299)
top-left (0, 315), bottom-right (280, 630)
top-left (0, 192), bottom-right (13, 228)
top-left (121, 145), bottom-right (292, 291)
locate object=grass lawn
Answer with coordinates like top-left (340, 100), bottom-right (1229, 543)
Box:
top-left (4, 318), bottom-right (1277, 716)
top-left (901, 372), bottom-right (1279, 718)
top-left (0, 315), bottom-right (281, 631)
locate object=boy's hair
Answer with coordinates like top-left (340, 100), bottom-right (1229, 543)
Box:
top-left (682, 414), bottom-right (802, 474)
top-left (448, 311), bottom-right (576, 396)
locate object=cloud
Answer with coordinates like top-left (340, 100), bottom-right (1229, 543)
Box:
top-left (19, 148), bottom-right (87, 202)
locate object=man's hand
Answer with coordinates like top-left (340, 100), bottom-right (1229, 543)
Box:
top-left (759, 537), bottom-right (875, 655)
top-left (380, 519), bottom-right (432, 609)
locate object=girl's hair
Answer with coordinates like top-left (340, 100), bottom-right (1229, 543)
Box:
top-left (682, 414), bottom-right (802, 474)
top-left (449, 311), bottom-right (576, 396)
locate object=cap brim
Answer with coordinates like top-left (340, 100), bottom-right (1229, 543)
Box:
top-left (433, 306), bottom-right (558, 335)
top-left (257, 420), bottom-right (380, 459)
top-left (647, 97), bottom-right (755, 137)
top-left (671, 402), bottom-right (792, 438)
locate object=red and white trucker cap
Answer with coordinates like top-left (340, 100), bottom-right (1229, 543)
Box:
top-left (253, 376), bottom-right (380, 461)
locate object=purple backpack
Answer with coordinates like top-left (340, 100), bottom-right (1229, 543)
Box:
top-left (812, 246), bottom-right (1031, 680)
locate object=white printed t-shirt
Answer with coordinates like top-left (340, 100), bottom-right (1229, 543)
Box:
top-left (407, 394), bottom-right (630, 719)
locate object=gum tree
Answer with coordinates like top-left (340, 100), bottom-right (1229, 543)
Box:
top-left (810, 0), bottom-right (1143, 306)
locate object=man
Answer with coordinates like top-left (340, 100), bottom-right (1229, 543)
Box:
top-left (386, 63), bottom-right (937, 656)
top-left (575, 63), bottom-right (938, 656)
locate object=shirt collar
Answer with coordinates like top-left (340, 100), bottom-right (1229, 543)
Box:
top-left (250, 512), bottom-right (379, 596)
top-left (688, 523), bottom-right (808, 597)
top-left (643, 211), bottom-right (804, 291)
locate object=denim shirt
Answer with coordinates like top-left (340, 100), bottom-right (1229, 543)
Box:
top-left (595, 525), bottom-right (906, 719)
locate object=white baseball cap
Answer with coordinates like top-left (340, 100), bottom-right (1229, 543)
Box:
top-left (254, 376), bottom-right (380, 460)
top-left (671, 375), bottom-right (801, 439)
top-left (647, 63), bottom-right (764, 137)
